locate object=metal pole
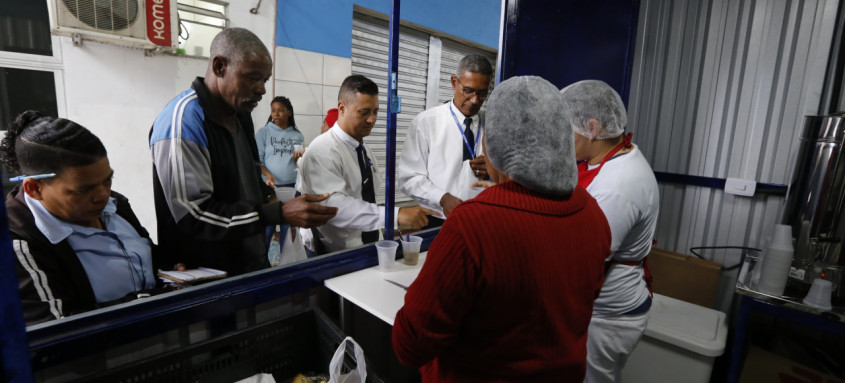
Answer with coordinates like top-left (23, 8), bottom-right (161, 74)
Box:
top-left (384, 0), bottom-right (401, 241)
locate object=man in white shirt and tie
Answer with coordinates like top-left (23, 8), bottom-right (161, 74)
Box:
top-left (299, 75), bottom-right (434, 253)
top-left (398, 54), bottom-right (494, 224)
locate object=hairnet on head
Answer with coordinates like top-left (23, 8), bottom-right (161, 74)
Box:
top-left (559, 80), bottom-right (627, 140)
top-left (485, 76), bottom-right (577, 196)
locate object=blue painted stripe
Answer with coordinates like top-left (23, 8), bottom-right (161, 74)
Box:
top-left (275, 1), bottom-right (501, 55)
top-left (653, 171), bottom-right (789, 196)
top-left (276, 1), bottom-right (353, 58)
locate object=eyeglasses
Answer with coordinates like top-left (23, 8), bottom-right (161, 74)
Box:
top-left (456, 80), bottom-right (490, 101)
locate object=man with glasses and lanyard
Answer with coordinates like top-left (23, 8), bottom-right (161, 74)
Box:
top-left (399, 54), bottom-right (494, 226)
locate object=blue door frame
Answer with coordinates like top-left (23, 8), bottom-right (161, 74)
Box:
top-left (498, 0), bottom-right (640, 104)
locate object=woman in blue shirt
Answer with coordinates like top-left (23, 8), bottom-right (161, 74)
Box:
top-left (2, 110), bottom-right (159, 325)
top-left (256, 96), bottom-right (305, 188)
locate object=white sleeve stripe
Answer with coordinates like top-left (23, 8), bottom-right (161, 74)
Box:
top-left (170, 91), bottom-right (195, 206)
top-left (168, 91), bottom-right (261, 229)
top-left (13, 239), bottom-right (62, 320)
top-left (196, 213), bottom-right (261, 227)
top-left (190, 205), bottom-right (261, 224)
top-left (179, 203), bottom-right (261, 227)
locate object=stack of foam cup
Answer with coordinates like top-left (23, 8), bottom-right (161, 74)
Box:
top-left (757, 224), bottom-right (794, 297)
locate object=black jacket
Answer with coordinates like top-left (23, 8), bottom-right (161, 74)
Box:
top-left (151, 77), bottom-right (280, 276)
top-left (6, 185), bottom-right (157, 326)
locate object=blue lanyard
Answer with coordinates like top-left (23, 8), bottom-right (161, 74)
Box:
top-left (449, 105), bottom-right (481, 159)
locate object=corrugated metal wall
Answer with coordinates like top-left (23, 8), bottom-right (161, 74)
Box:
top-left (352, 13), bottom-right (430, 204)
top-left (351, 12), bottom-right (498, 206)
top-left (629, 0), bottom-right (838, 263)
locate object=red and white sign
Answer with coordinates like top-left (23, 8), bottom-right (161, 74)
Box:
top-left (146, 0), bottom-right (172, 47)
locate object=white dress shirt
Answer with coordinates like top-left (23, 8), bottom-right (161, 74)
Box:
top-left (398, 101), bottom-right (485, 217)
top-left (299, 124), bottom-right (399, 253)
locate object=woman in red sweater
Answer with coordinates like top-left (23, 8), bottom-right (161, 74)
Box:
top-left (393, 76), bottom-right (612, 382)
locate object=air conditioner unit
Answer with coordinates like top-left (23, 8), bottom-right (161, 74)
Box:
top-left (48, 0), bottom-right (178, 50)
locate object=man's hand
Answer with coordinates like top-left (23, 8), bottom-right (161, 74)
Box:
top-left (398, 207), bottom-right (437, 230)
top-left (281, 193), bottom-right (338, 228)
top-left (440, 193), bottom-right (463, 217)
top-left (470, 155), bottom-right (488, 179)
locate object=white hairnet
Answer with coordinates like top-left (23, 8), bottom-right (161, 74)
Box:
top-left (485, 76), bottom-right (577, 196)
top-left (559, 80), bottom-right (627, 139)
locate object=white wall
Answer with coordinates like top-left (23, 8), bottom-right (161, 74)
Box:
top-left (57, 4), bottom-right (277, 241)
top-left (273, 46), bottom-right (352, 145)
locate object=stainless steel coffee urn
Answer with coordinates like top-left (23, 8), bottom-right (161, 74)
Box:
top-left (782, 114), bottom-right (845, 307)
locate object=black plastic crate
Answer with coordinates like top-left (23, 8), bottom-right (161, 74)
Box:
top-left (84, 308), bottom-right (384, 383)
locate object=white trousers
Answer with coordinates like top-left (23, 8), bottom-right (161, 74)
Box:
top-left (584, 311), bottom-right (649, 383)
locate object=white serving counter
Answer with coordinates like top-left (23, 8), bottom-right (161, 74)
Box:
top-left (324, 252), bottom-right (427, 325)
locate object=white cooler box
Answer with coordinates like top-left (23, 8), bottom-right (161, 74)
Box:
top-left (621, 293), bottom-right (729, 383)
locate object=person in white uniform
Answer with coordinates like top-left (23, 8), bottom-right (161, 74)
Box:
top-left (560, 80), bottom-right (660, 383)
top-left (398, 54), bottom-right (494, 223)
top-left (299, 75), bottom-right (433, 253)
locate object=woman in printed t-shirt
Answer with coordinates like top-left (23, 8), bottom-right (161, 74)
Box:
top-left (256, 96), bottom-right (305, 188)
top-left (256, 96), bottom-right (308, 265)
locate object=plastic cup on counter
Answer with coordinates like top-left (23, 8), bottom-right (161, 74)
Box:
top-left (274, 187), bottom-right (296, 203)
top-left (802, 278), bottom-right (833, 311)
top-left (375, 241), bottom-right (399, 272)
top-left (400, 235), bottom-right (423, 266)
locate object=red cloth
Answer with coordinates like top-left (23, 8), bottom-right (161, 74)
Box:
top-left (393, 181), bottom-right (611, 383)
top-left (325, 108), bottom-right (338, 127)
top-left (576, 132), bottom-right (632, 189)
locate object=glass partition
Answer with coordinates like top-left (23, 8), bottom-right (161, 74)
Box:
top-left (10, 0), bottom-right (500, 332)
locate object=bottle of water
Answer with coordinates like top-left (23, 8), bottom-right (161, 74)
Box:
top-left (757, 224), bottom-right (794, 296)
top-left (267, 225), bottom-right (281, 266)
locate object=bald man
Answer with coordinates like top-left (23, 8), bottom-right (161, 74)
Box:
top-left (150, 28), bottom-right (336, 275)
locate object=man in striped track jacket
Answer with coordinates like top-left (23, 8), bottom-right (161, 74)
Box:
top-left (150, 28), bottom-right (336, 275)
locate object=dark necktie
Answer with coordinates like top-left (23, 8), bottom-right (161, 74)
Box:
top-left (356, 143), bottom-right (379, 244)
top-left (463, 117), bottom-right (474, 161)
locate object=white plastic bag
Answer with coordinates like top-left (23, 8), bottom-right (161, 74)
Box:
top-left (277, 225), bottom-right (307, 266)
top-left (456, 160), bottom-right (484, 201)
top-left (328, 337), bottom-right (367, 383)
top-left (235, 373), bottom-right (276, 383)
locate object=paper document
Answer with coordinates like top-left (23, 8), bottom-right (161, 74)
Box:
top-left (158, 267), bottom-right (227, 283)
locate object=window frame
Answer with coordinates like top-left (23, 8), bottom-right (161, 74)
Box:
top-left (176, 0), bottom-right (229, 58)
top-left (0, 35), bottom-right (68, 120)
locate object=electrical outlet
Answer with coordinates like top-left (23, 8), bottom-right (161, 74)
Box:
top-left (725, 177), bottom-right (756, 197)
